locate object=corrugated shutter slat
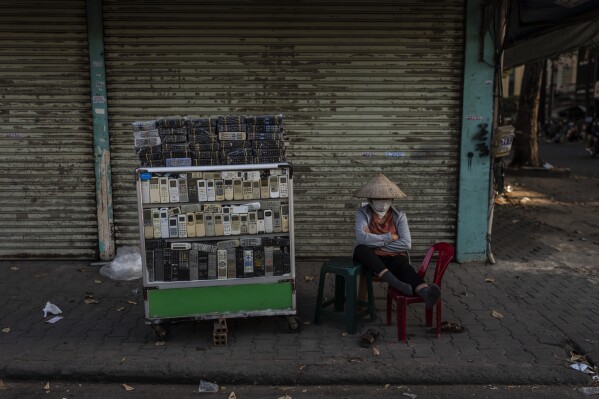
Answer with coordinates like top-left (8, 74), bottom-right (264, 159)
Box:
top-left (0, 0), bottom-right (97, 259)
top-left (103, 0), bottom-right (464, 256)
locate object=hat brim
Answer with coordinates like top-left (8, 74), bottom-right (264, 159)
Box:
top-left (354, 174), bottom-right (407, 199)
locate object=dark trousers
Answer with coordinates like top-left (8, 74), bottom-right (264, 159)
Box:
top-left (353, 244), bottom-right (424, 291)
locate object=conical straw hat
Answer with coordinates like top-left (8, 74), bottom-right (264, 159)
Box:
top-left (354, 173), bottom-right (407, 199)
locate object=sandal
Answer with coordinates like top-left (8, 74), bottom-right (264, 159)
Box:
top-left (427, 321), bottom-right (465, 334)
top-left (359, 329), bottom-right (380, 348)
top-left (440, 321), bottom-right (465, 333)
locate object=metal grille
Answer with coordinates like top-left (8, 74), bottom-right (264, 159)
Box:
top-left (0, 0), bottom-right (97, 259)
top-left (103, 0), bottom-right (464, 257)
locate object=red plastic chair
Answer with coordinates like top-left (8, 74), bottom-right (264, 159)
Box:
top-left (386, 242), bottom-right (455, 342)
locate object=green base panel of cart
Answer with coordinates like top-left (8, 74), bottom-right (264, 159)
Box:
top-left (146, 282), bottom-right (293, 319)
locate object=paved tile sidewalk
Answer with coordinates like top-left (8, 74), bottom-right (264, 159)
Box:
top-left (0, 227), bottom-right (596, 386)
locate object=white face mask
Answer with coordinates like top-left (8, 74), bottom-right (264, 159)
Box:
top-left (369, 199), bottom-right (392, 217)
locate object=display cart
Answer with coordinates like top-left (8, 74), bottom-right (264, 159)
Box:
top-left (135, 163), bottom-right (298, 342)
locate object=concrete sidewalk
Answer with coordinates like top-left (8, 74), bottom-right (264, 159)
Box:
top-left (1, 194), bottom-right (598, 386)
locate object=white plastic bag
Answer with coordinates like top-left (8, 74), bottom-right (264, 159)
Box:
top-left (100, 246), bottom-right (142, 281)
top-left (42, 301), bottom-right (62, 318)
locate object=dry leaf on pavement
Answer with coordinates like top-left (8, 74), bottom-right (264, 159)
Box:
top-left (278, 395), bottom-right (292, 399)
top-left (94, 279), bottom-right (102, 284)
top-left (127, 301), bottom-right (137, 305)
top-left (1, 328), bottom-right (10, 333)
top-left (84, 293), bottom-right (99, 304)
top-left (155, 341), bottom-right (166, 346)
top-left (122, 383), bottom-right (135, 391)
top-left (484, 278), bottom-right (494, 283)
top-left (570, 351), bottom-right (586, 362)
top-left (115, 307), bottom-right (125, 312)
top-left (43, 382), bottom-right (50, 392)
top-left (10, 267), bottom-right (19, 271)
top-left (491, 310), bottom-right (504, 319)
top-left (0, 380), bottom-right (9, 390)
top-left (228, 392), bottom-right (237, 399)
top-left (372, 346), bottom-right (380, 356)
top-left (304, 275), bottom-right (315, 281)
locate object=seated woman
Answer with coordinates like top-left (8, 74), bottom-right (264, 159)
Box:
top-left (353, 173), bottom-right (440, 308)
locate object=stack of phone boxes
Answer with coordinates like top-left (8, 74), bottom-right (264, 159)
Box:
top-left (133, 120), bottom-right (163, 167)
top-left (218, 115), bottom-right (253, 165)
top-left (246, 115), bottom-right (285, 164)
top-left (133, 116), bottom-right (193, 168)
top-left (133, 114), bottom-right (286, 167)
top-left (156, 117), bottom-right (192, 167)
top-left (189, 117), bottom-right (221, 166)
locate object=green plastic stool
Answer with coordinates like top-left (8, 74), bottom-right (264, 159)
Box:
top-left (313, 257), bottom-right (377, 334)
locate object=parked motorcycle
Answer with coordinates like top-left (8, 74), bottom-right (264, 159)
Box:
top-left (585, 120), bottom-right (599, 157)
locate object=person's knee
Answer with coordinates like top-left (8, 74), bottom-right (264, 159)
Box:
top-left (354, 244), bottom-right (373, 257)
top-left (388, 255), bottom-right (410, 271)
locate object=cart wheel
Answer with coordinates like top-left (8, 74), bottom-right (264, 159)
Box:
top-left (286, 315), bottom-right (302, 333)
top-left (152, 323), bottom-right (172, 341)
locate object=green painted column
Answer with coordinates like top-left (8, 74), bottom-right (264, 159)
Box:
top-left (87, 0), bottom-right (115, 260)
top-left (456, 0), bottom-right (495, 263)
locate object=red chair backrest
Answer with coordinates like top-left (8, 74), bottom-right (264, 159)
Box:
top-left (416, 242), bottom-right (455, 285)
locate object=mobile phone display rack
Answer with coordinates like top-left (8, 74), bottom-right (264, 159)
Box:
top-left (136, 162), bottom-right (299, 343)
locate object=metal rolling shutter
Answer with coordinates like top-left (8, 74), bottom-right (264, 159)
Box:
top-left (0, 0), bottom-right (97, 259)
top-left (103, 1), bottom-right (464, 257)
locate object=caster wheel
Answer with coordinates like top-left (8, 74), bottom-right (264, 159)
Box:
top-left (286, 315), bottom-right (302, 333)
top-left (152, 323), bottom-right (172, 341)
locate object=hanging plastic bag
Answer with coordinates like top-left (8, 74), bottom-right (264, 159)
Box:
top-left (100, 246), bottom-right (142, 281)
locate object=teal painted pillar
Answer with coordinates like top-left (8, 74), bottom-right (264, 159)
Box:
top-left (456, 0), bottom-right (495, 263)
top-left (87, 0), bottom-right (115, 260)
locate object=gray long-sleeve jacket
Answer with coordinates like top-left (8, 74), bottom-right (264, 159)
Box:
top-left (354, 204), bottom-right (412, 254)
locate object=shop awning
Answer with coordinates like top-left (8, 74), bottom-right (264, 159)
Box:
top-left (503, 0), bottom-right (599, 68)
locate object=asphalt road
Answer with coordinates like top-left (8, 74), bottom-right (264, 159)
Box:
top-left (538, 141), bottom-right (599, 178)
top-left (0, 381), bottom-right (590, 399)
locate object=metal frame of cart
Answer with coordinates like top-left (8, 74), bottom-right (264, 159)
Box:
top-left (135, 163), bottom-right (298, 336)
